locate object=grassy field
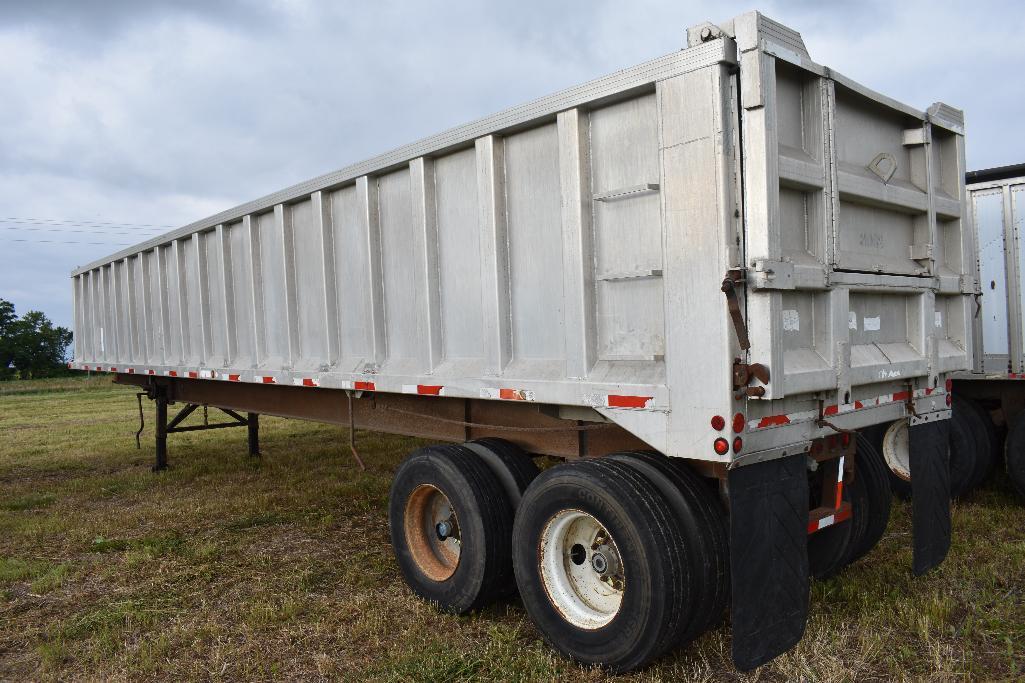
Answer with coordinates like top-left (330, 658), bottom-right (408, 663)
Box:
top-left (0, 376), bottom-right (1022, 681)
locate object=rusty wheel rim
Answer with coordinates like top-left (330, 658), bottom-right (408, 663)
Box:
top-left (404, 484), bottom-right (461, 581)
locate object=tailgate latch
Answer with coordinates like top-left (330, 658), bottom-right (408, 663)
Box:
top-left (733, 359), bottom-right (770, 398)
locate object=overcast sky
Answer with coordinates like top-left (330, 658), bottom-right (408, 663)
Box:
top-left (2, 0), bottom-right (1023, 331)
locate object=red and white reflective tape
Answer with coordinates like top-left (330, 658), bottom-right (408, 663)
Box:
top-left (165, 370), bottom-right (178, 377)
top-left (751, 388), bottom-right (945, 431)
top-left (339, 380), bottom-right (376, 391)
top-left (259, 376), bottom-right (276, 384)
top-left (481, 388), bottom-right (535, 401)
top-left (835, 455), bottom-right (846, 509)
top-left (187, 371), bottom-right (199, 379)
top-left (198, 369), bottom-right (216, 379)
top-left (808, 505), bottom-right (851, 534)
top-left (292, 377), bottom-right (320, 387)
top-left (226, 373), bottom-right (241, 382)
top-left (402, 384), bottom-right (444, 396)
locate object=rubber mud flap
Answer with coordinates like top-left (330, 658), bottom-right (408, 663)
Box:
top-left (909, 418), bottom-right (951, 575)
top-left (728, 453), bottom-right (809, 671)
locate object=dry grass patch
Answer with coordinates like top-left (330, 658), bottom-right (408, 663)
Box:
top-left (0, 376), bottom-right (1022, 680)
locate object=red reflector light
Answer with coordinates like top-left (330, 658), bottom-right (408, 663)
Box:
top-left (711, 415), bottom-right (726, 431)
top-left (945, 378), bottom-right (953, 393)
top-left (842, 433), bottom-right (850, 447)
top-left (732, 437), bottom-right (743, 453)
top-left (946, 394), bottom-right (952, 407)
top-left (732, 413), bottom-right (746, 433)
top-left (713, 438), bottom-right (730, 455)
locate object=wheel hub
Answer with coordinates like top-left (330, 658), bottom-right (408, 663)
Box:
top-left (539, 509), bottom-right (626, 630)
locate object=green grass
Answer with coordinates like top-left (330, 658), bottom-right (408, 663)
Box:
top-left (0, 377), bottom-right (1022, 680)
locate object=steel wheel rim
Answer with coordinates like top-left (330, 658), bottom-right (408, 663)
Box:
top-left (882, 419), bottom-right (912, 482)
top-left (404, 484), bottom-right (461, 581)
top-left (539, 509), bottom-right (625, 629)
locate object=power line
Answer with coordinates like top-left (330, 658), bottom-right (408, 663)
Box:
top-left (2, 238), bottom-right (133, 246)
top-left (1, 216), bottom-right (176, 228)
top-left (0, 225), bottom-right (162, 236)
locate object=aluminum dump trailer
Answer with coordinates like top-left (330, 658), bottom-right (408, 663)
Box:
top-left (70, 11), bottom-right (968, 672)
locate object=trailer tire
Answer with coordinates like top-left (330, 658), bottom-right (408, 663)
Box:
top-left (955, 396), bottom-right (996, 492)
top-left (1004, 411), bottom-right (1025, 499)
top-left (512, 458), bottom-right (691, 672)
top-left (843, 435), bottom-right (892, 566)
top-left (462, 438), bottom-right (540, 507)
top-left (607, 451), bottom-right (728, 644)
top-left (389, 444), bottom-right (514, 614)
top-left (462, 438), bottom-right (540, 597)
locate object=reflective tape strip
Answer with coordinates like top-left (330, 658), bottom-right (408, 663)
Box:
top-left (340, 380), bottom-right (376, 391)
top-left (835, 455), bottom-right (846, 509)
top-left (148, 370), bottom-right (156, 375)
top-left (126, 368), bottom-right (135, 374)
top-left (403, 384), bottom-right (444, 395)
top-left (260, 376), bottom-right (276, 384)
top-left (187, 371), bottom-right (199, 379)
top-left (165, 370), bottom-right (178, 377)
top-left (110, 367), bottom-right (118, 372)
top-left (293, 377), bottom-right (319, 387)
top-left (605, 395), bottom-right (653, 409)
top-left (750, 388), bottom-right (949, 431)
top-left (481, 388), bottom-right (535, 401)
top-left (199, 369), bottom-right (216, 379)
top-left (227, 374), bottom-right (240, 382)
top-left (807, 505), bottom-right (852, 534)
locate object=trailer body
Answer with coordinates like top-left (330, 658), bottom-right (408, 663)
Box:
top-left (71, 13), bottom-right (966, 465)
top-left (68, 11), bottom-right (971, 671)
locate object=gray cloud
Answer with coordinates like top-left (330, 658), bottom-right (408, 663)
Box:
top-left (1, 0), bottom-right (1023, 330)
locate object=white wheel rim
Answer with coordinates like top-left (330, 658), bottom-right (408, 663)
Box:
top-left (882, 419), bottom-right (912, 481)
top-left (538, 509), bottom-right (625, 630)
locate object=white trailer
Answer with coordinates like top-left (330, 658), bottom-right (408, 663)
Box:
top-left (69, 12), bottom-right (968, 671)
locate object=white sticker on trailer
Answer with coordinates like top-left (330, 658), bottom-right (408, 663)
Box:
top-left (849, 312), bottom-right (857, 330)
top-left (782, 309), bottom-right (800, 332)
top-left (864, 316), bottom-right (881, 331)
top-left (935, 311), bottom-right (943, 328)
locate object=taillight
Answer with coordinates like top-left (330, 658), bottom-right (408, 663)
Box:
top-left (713, 438), bottom-right (730, 455)
top-left (945, 378), bottom-right (953, 393)
top-left (711, 415), bottom-right (726, 431)
top-left (732, 413), bottom-right (746, 433)
top-left (733, 437), bottom-right (743, 453)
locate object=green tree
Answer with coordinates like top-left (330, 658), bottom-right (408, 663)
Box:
top-left (0, 298), bottom-right (73, 380)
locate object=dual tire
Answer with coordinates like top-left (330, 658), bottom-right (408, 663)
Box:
top-left (389, 446), bottom-right (727, 672)
top-left (387, 439), bottom-right (538, 613)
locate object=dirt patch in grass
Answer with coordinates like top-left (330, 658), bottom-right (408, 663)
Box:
top-left (0, 377), bottom-right (1022, 680)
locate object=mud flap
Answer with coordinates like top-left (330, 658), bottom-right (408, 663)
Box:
top-left (728, 453), bottom-right (809, 670)
top-left (909, 417), bottom-right (951, 575)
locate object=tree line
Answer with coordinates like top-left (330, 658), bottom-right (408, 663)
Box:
top-left (0, 298), bottom-right (73, 380)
